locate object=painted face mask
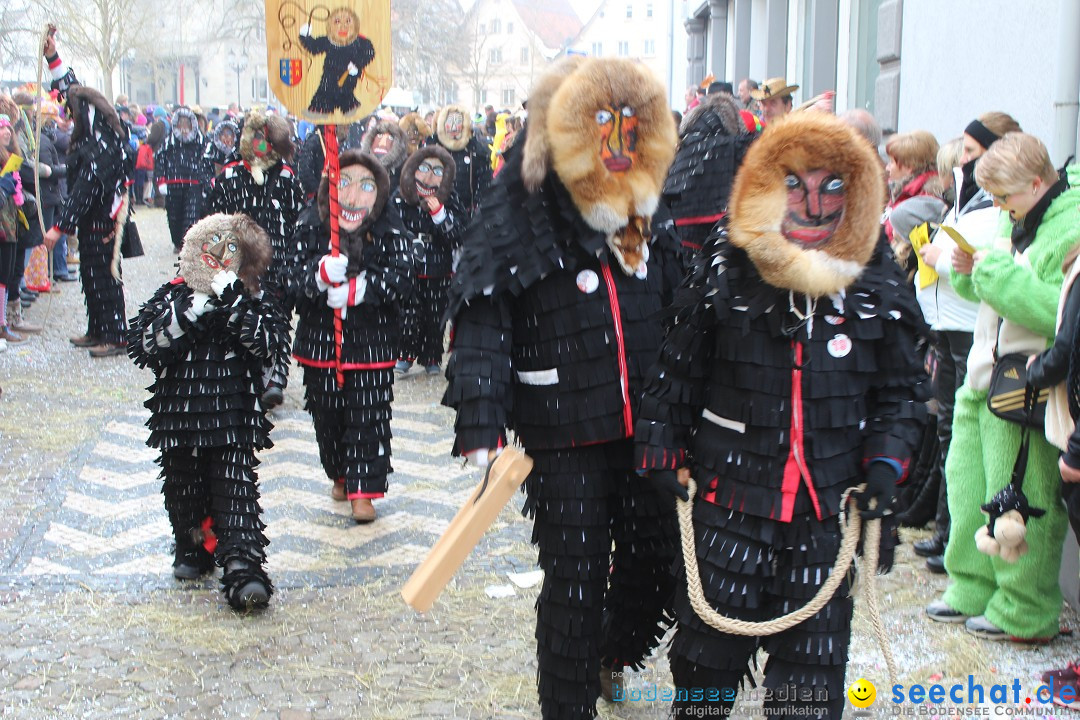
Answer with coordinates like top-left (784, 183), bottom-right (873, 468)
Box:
top-left (175, 117), bottom-right (196, 143)
top-left (215, 128), bottom-right (236, 154)
top-left (251, 128), bottom-right (269, 159)
top-left (595, 105), bottom-right (638, 173)
top-left (780, 170), bottom-right (846, 249)
top-left (371, 132), bottom-right (394, 157)
top-left (443, 111), bottom-right (464, 141)
top-left (329, 8), bottom-right (359, 47)
top-left (199, 232), bottom-right (242, 272)
top-left (415, 159), bottom-right (445, 198)
top-left (338, 165), bottom-right (378, 232)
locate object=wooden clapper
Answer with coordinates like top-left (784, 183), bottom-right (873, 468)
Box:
top-left (401, 447), bottom-right (534, 612)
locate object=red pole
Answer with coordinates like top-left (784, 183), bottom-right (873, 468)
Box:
top-left (324, 125), bottom-right (345, 388)
top-left (179, 63), bottom-right (185, 105)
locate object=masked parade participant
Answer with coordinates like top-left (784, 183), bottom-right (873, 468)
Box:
top-left (360, 118), bottom-right (407, 188)
top-left (635, 112), bottom-right (927, 718)
top-left (430, 104), bottom-right (490, 216)
top-left (297, 121), bottom-right (366, 200)
top-left (128, 213), bottom-right (289, 611)
top-left (399, 112), bottom-right (432, 156)
top-left (156, 106), bottom-right (213, 252)
top-left (393, 145), bottom-right (464, 375)
top-left (298, 7), bottom-right (375, 116)
top-left (41, 33), bottom-right (134, 358)
top-left (201, 107), bottom-right (305, 408)
top-left (204, 118), bottom-right (240, 176)
top-left (443, 57), bottom-right (683, 720)
top-left (288, 150), bottom-right (412, 523)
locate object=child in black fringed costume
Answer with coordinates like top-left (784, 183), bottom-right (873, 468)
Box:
top-left (392, 145), bottom-right (464, 374)
top-left (202, 108), bottom-right (305, 408)
top-left (287, 150), bottom-right (412, 523)
top-left (41, 37), bottom-right (134, 358)
top-left (635, 113), bottom-right (927, 718)
top-left (128, 213), bottom-right (289, 611)
top-left (443, 57), bottom-right (684, 720)
top-left (155, 106), bottom-right (213, 252)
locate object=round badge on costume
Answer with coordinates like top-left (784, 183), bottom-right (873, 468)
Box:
top-left (576, 269), bottom-right (599, 294)
top-left (828, 334), bottom-right (852, 358)
top-left (824, 315), bottom-right (845, 325)
top-left (464, 155), bottom-right (471, 164)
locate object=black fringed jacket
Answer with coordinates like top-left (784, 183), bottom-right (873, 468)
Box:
top-left (635, 230), bottom-right (928, 521)
top-left (127, 279), bottom-right (289, 450)
top-left (392, 190), bottom-right (466, 278)
top-left (287, 205), bottom-right (413, 369)
top-left (154, 133), bottom-right (212, 188)
top-left (443, 137), bottom-right (685, 456)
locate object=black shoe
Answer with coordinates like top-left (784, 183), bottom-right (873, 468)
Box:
top-left (926, 555), bottom-right (946, 574)
top-left (223, 559), bottom-right (272, 611)
top-left (914, 536), bottom-right (945, 557)
top-left (262, 386), bottom-right (284, 409)
top-left (173, 547), bottom-right (214, 580)
top-left (55, 273), bottom-right (78, 282)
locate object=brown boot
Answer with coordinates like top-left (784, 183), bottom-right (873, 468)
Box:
top-left (330, 479), bottom-right (346, 502)
top-left (350, 497), bottom-right (376, 523)
top-left (8, 302), bottom-right (41, 334)
top-left (70, 334), bottom-right (99, 347)
top-left (0, 327), bottom-right (25, 344)
top-left (88, 342), bottom-right (126, 358)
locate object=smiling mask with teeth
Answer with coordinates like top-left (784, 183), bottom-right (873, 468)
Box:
top-left (178, 213), bottom-right (272, 295)
top-left (317, 149), bottom-right (390, 239)
top-left (398, 145), bottom-right (456, 208)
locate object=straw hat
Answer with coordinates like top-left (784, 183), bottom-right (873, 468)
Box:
top-left (750, 77), bottom-right (799, 101)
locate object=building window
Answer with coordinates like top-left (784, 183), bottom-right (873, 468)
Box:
top-left (520, 47), bottom-right (529, 63)
top-left (591, 41), bottom-right (602, 56)
top-left (617, 40), bottom-right (629, 56)
top-left (481, 89), bottom-right (488, 103)
top-left (489, 47), bottom-right (502, 63)
top-left (643, 39), bottom-right (655, 56)
top-left (491, 18), bottom-right (502, 33)
top-left (507, 22), bottom-right (514, 33)
top-left (626, 4), bottom-right (632, 18)
top-left (502, 88), bottom-right (515, 105)
top-left (646, 3), bottom-right (653, 17)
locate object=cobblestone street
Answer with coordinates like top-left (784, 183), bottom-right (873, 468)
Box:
top-left (1, 207), bottom-right (1078, 719)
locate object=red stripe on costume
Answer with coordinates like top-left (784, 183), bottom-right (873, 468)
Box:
top-left (780, 341), bottom-right (822, 522)
top-left (674, 212), bottom-right (726, 227)
top-left (292, 356), bottom-right (396, 371)
top-left (599, 260), bottom-right (634, 437)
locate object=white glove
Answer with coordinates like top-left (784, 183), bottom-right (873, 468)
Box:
top-left (39, 164), bottom-right (52, 178)
top-left (326, 282), bottom-right (349, 309)
top-left (211, 270), bottom-right (239, 297)
top-left (316, 254), bottom-right (348, 290)
top-left (347, 62), bottom-right (359, 76)
top-left (299, 23), bottom-right (311, 36)
top-left (157, 183), bottom-right (167, 196)
top-left (465, 447), bottom-right (501, 468)
top-left (185, 291), bottom-right (212, 321)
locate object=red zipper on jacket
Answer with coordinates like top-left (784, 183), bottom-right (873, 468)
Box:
top-left (600, 259), bottom-right (634, 437)
top-left (780, 340), bottom-right (822, 522)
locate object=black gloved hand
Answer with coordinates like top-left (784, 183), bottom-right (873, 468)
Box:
top-left (642, 469), bottom-right (689, 502)
top-left (876, 511), bottom-right (899, 574)
top-left (852, 462), bottom-right (897, 519)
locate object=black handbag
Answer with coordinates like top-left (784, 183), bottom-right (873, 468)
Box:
top-left (121, 220), bottom-right (143, 258)
top-left (986, 353), bottom-right (1047, 429)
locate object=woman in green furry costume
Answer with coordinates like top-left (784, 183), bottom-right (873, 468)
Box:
top-left (927, 131), bottom-right (1080, 641)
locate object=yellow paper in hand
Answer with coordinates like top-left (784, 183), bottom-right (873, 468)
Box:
top-left (936, 224), bottom-right (978, 255)
top-left (1, 155), bottom-right (23, 175)
top-left (909, 222), bottom-right (938, 289)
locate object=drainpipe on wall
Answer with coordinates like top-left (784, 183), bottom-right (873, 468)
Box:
top-left (1052, 0), bottom-right (1080, 165)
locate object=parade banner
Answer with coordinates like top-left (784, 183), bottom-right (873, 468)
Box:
top-left (265, 0), bottom-right (391, 124)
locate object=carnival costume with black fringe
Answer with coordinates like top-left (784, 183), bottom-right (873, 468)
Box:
top-left (429, 104), bottom-right (491, 216)
top-left (360, 119), bottom-right (408, 189)
top-left (443, 57), bottom-right (683, 720)
top-left (635, 113), bottom-right (927, 719)
top-left (201, 109), bottom-right (305, 399)
top-left (393, 145), bottom-right (464, 369)
top-left (287, 151), bottom-right (412, 499)
top-left (155, 106), bottom-right (214, 251)
top-left (128, 214), bottom-right (289, 611)
top-left (46, 55), bottom-right (133, 346)
top-left (204, 118), bottom-right (241, 173)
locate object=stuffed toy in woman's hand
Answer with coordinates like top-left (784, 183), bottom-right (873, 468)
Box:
top-left (975, 483), bottom-right (1046, 563)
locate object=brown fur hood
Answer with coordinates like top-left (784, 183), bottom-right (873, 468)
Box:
top-left (179, 213), bottom-right (272, 296)
top-left (523, 57), bottom-right (677, 234)
top-left (398, 145), bottom-right (456, 206)
top-left (399, 112), bottom-right (432, 153)
top-left (360, 120), bottom-right (407, 172)
top-left (240, 108), bottom-right (294, 183)
top-left (728, 112), bottom-right (885, 297)
top-left (67, 85), bottom-right (124, 139)
top-left (317, 150), bottom-right (390, 232)
top-left (435, 104), bottom-right (472, 152)
top-left (680, 92), bottom-right (744, 138)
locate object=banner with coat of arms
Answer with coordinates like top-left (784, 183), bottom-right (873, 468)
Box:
top-left (265, 0), bottom-right (391, 124)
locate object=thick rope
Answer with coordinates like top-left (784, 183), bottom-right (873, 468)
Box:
top-left (677, 477), bottom-right (896, 683)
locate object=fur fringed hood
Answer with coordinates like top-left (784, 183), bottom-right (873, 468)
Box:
top-left (680, 92), bottom-right (743, 138)
top-left (398, 145), bottom-right (456, 206)
top-left (316, 150), bottom-right (390, 234)
top-left (178, 213), bottom-right (272, 296)
top-left (240, 108), bottom-right (293, 184)
top-left (171, 106), bottom-right (200, 142)
top-left (435, 104), bottom-right (472, 152)
top-left (212, 119), bottom-right (240, 155)
top-left (728, 112), bottom-right (885, 297)
top-left (399, 112), bottom-right (432, 153)
top-left (521, 56), bottom-right (677, 235)
top-left (360, 120), bottom-right (408, 172)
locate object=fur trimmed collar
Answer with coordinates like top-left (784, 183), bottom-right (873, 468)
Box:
top-left (240, 108), bottom-right (293, 185)
top-left (680, 92), bottom-right (744, 138)
top-left (435, 104), bottom-right (472, 152)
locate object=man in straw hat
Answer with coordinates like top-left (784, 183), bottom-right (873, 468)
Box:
top-left (750, 76), bottom-right (799, 125)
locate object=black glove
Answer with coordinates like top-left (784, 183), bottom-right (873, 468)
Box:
top-left (642, 469), bottom-right (689, 502)
top-left (857, 509), bottom-right (900, 574)
top-left (852, 462), bottom-right (897, 519)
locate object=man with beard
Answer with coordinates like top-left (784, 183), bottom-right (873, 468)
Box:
top-left (443, 57), bottom-right (683, 720)
top-left (41, 33), bottom-right (134, 358)
top-left (429, 104), bottom-right (490, 216)
top-left (156, 106), bottom-right (213, 252)
top-left (287, 150), bottom-right (412, 523)
top-left (392, 145), bottom-right (464, 375)
top-left (201, 107), bottom-right (305, 408)
top-left (360, 118), bottom-right (407, 188)
top-left (635, 113), bottom-right (927, 718)
top-left (128, 213), bottom-right (288, 611)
